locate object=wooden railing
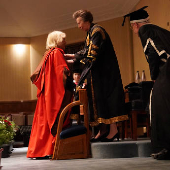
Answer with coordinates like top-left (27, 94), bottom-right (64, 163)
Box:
top-left (0, 99), bottom-right (37, 114)
top-left (0, 99), bottom-right (37, 126)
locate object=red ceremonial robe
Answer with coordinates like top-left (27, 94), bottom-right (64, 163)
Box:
top-left (27, 48), bottom-right (71, 158)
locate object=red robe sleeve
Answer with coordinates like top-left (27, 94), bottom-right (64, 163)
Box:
top-left (33, 48), bottom-right (69, 131)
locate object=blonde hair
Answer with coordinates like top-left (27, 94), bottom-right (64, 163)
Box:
top-left (46, 31), bottom-right (66, 50)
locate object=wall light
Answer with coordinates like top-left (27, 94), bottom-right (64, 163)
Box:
top-left (13, 44), bottom-right (25, 56)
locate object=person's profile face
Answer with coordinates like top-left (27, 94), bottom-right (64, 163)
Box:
top-left (73, 73), bottom-right (81, 83)
top-left (76, 17), bottom-right (90, 32)
top-left (58, 38), bottom-right (66, 50)
top-left (130, 23), bottom-right (139, 34)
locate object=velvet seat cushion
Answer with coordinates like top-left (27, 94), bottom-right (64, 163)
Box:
top-left (60, 125), bottom-right (87, 139)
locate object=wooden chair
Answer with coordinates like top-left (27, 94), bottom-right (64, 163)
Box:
top-left (124, 81), bottom-right (153, 140)
top-left (52, 89), bottom-right (90, 160)
top-left (129, 109), bottom-right (150, 140)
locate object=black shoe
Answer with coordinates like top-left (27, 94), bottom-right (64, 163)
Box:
top-left (33, 155), bottom-right (51, 160)
top-left (100, 133), bottom-right (119, 142)
top-left (90, 132), bottom-right (109, 142)
top-left (151, 149), bottom-right (170, 160)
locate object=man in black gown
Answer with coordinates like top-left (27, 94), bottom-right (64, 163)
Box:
top-left (123, 6), bottom-right (170, 160)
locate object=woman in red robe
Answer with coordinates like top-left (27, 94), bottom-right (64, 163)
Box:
top-left (27, 31), bottom-right (73, 158)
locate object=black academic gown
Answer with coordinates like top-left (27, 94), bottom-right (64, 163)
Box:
top-left (75, 23), bottom-right (128, 126)
top-left (139, 24), bottom-right (170, 152)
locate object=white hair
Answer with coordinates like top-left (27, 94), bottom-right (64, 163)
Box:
top-left (46, 31), bottom-right (66, 50)
top-left (130, 17), bottom-right (150, 24)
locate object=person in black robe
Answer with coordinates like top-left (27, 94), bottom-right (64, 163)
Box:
top-left (65, 9), bottom-right (128, 142)
top-left (123, 6), bottom-right (170, 160)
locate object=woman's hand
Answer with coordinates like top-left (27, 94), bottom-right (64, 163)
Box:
top-left (64, 54), bottom-right (75, 59)
top-left (66, 60), bottom-right (74, 64)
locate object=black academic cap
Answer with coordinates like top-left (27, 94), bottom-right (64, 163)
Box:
top-left (122, 6), bottom-right (149, 26)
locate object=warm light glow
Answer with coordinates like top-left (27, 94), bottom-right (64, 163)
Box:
top-left (13, 44), bottom-right (25, 56)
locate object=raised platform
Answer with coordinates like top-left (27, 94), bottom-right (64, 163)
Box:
top-left (91, 138), bottom-right (152, 159)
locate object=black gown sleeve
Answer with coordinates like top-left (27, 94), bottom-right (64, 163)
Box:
top-left (74, 48), bottom-right (88, 61)
top-left (144, 43), bottom-right (160, 80)
top-left (86, 27), bottom-right (105, 62)
top-left (76, 26), bottom-right (106, 86)
top-left (139, 25), bottom-right (169, 80)
top-left (75, 26), bottom-right (105, 64)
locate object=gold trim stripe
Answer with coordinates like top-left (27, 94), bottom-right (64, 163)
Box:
top-left (91, 44), bottom-right (99, 49)
top-left (91, 50), bottom-right (97, 56)
top-left (91, 27), bottom-right (106, 40)
top-left (86, 34), bottom-right (90, 46)
top-left (87, 41), bottom-right (97, 61)
top-left (90, 114), bottom-right (129, 127)
top-left (80, 60), bottom-right (85, 64)
top-left (87, 55), bottom-right (96, 61)
top-left (88, 41), bottom-right (92, 56)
